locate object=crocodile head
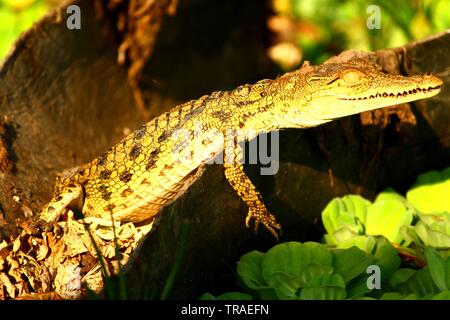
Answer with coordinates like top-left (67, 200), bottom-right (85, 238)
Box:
top-left (280, 60), bottom-right (443, 126)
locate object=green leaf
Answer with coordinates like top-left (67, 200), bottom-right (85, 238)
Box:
top-left (388, 268), bottom-right (416, 288)
top-left (299, 286), bottom-right (347, 300)
top-left (332, 246), bottom-right (372, 283)
top-left (365, 198), bottom-right (413, 243)
top-left (215, 292), bottom-right (253, 300)
top-left (380, 292), bottom-right (404, 300)
top-left (396, 268), bottom-right (440, 297)
top-left (372, 238), bottom-right (401, 280)
top-left (299, 263), bottom-right (334, 287)
top-left (375, 188), bottom-right (413, 209)
top-left (257, 289), bottom-right (278, 300)
top-left (424, 246), bottom-right (448, 291)
top-left (346, 274), bottom-right (372, 299)
top-left (237, 250), bottom-right (268, 290)
top-left (446, 258), bottom-right (450, 290)
top-left (400, 225), bottom-right (422, 246)
top-left (415, 221), bottom-right (450, 247)
top-left (419, 213), bottom-right (450, 236)
top-left (431, 291), bottom-right (450, 300)
top-left (199, 293), bottom-right (217, 300)
top-left (305, 274), bottom-right (346, 289)
top-left (262, 242), bottom-right (332, 298)
top-left (330, 226), bottom-right (360, 244)
top-left (330, 234), bottom-right (377, 253)
top-left (406, 167), bottom-right (450, 214)
top-left (321, 195), bottom-right (371, 238)
top-left (402, 293), bottom-right (419, 300)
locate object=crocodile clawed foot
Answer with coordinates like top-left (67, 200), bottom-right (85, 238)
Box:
top-left (245, 206), bottom-right (282, 240)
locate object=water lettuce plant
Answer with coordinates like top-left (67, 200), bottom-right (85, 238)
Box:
top-left (202, 167), bottom-right (450, 300)
top-left (201, 243), bottom-right (450, 300)
top-left (322, 167), bottom-right (450, 258)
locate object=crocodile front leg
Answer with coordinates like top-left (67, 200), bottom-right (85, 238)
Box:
top-left (223, 139), bottom-right (281, 238)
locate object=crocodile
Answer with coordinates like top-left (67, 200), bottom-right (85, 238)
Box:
top-left (39, 59), bottom-right (443, 238)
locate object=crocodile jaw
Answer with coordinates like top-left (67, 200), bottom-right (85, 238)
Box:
top-left (307, 73), bottom-right (443, 121)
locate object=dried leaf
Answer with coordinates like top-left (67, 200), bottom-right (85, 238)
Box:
top-left (36, 244), bottom-right (49, 261)
top-left (0, 272), bottom-right (15, 298)
top-left (12, 237), bottom-right (21, 252)
top-left (0, 240), bottom-right (8, 250)
top-left (15, 292), bottom-right (63, 300)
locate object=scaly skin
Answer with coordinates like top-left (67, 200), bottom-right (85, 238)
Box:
top-left (39, 60), bottom-right (443, 238)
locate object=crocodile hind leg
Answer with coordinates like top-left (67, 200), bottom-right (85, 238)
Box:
top-left (39, 183), bottom-right (84, 223)
top-left (223, 139), bottom-right (281, 239)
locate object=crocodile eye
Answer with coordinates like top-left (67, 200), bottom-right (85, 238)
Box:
top-left (341, 70), bottom-right (364, 85)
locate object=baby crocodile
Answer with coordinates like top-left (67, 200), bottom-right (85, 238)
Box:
top-left (39, 60), bottom-right (443, 237)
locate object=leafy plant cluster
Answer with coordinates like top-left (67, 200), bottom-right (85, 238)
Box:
top-left (202, 243), bottom-right (450, 300)
top-left (202, 167), bottom-right (450, 300)
top-left (323, 167), bottom-right (450, 258)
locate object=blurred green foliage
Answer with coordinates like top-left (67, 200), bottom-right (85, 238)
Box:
top-left (2, 0), bottom-right (449, 65)
top-left (0, 0), bottom-right (51, 60)
top-left (273, 0), bottom-right (450, 66)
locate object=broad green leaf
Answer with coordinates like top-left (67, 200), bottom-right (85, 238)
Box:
top-left (331, 235), bottom-right (377, 252)
top-left (415, 222), bottom-right (450, 247)
top-left (402, 293), bottom-right (418, 300)
top-left (406, 167), bottom-right (450, 214)
top-left (321, 195), bottom-right (371, 236)
top-left (273, 288), bottom-right (296, 300)
top-left (346, 274), bottom-right (372, 299)
top-left (419, 213), bottom-right (450, 236)
top-left (299, 286), bottom-right (346, 300)
top-left (215, 292), bottom-right (253, 300)
top-left (330, 226), bottom-right (360, 244)
top-left (305, 274), bottom-right (346, 289)
top-left (380, 292), bottom-right (404, 300)
top-left (388, 268), bottom-right (416, 288)
top-left (332, 246), bottom-right (372, 283)
top-left (299, 263), bottom-right (334, 287)
top-left (237, 250), bottom-right (268, 290)
top-left (447, 258), bottom-right (450, 290)
top-left (257, 289), bottom-right (278, 300)
top-left (424, 246), bottom-right (447, 291)
top-left (372, 238), bottom-right (401, 279)
top-left (431, 291), bottom-right (450, 300)
top-left (400, 225), bottom-right (422, 246)
top-left (396, 268), bottom-right (440, 297)
top-left (262, 242), bottom-right (332, 298)
top-left (199, 293), bottom-right (217, 300)
top-left (375, 188), bottom-right (415, 213)
top-left (366, 198), bottom-right (413, 243)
